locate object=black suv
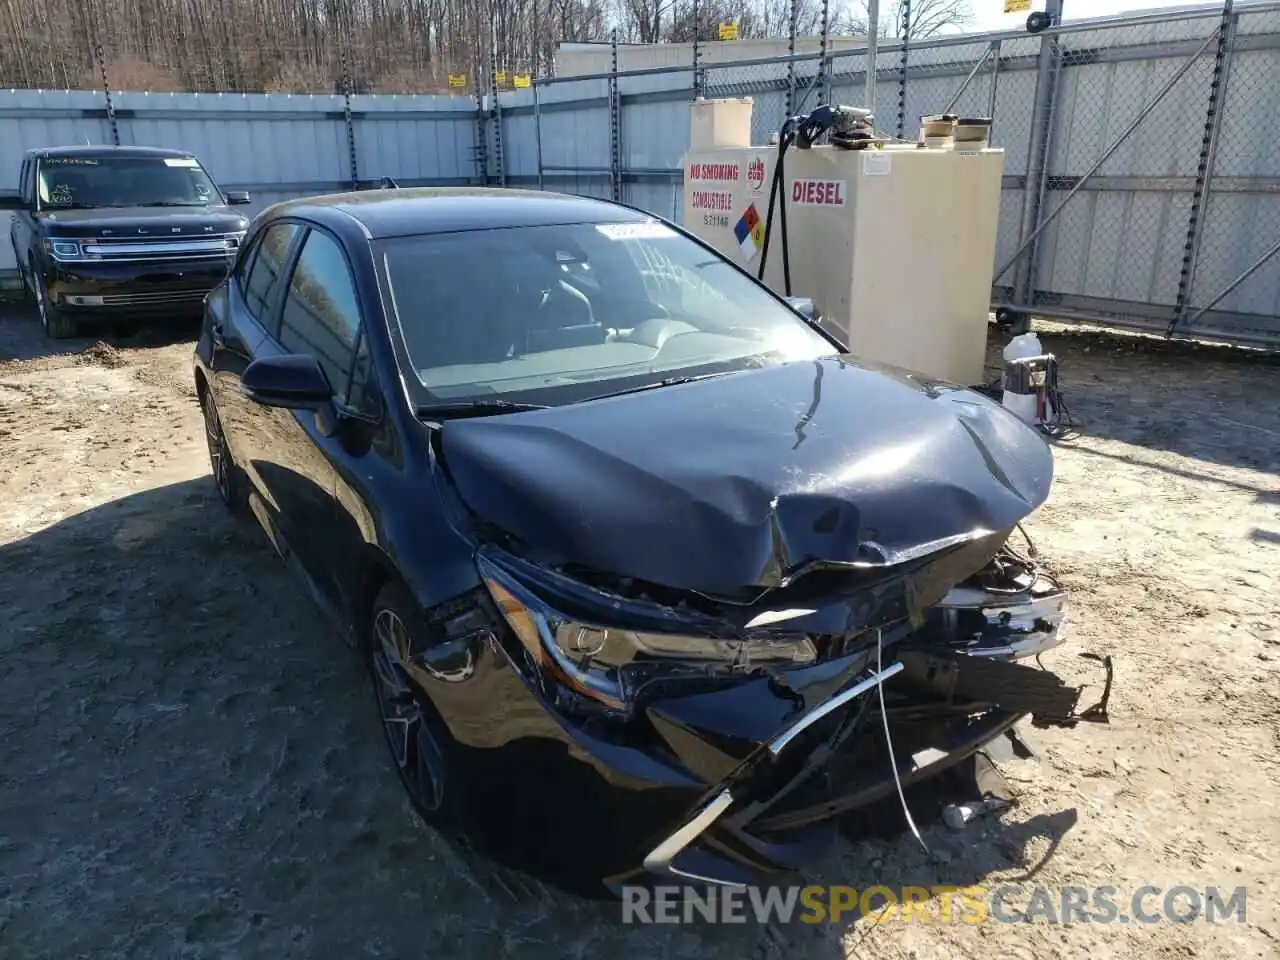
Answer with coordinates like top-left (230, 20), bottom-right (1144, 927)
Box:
top-left (3, 146), bottom-right (252, 339)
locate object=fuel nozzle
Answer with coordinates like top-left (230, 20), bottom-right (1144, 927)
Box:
top-left (792, 104), bottom-right (877, 150)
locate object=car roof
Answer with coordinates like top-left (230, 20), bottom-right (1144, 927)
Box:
top-left (269, 187), bottom-right (653, 239)
top-left (25, 145), bottom-right (196, 160)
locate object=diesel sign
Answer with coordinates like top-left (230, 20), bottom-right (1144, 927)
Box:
top-left (790, 179), bottom-right (847, 207)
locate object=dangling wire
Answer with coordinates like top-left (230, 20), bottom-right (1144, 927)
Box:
top-left (877, 627), bottom-right (926, 850)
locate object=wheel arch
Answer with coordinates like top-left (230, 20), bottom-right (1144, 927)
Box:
top-left (350, 546), bottom-right (399, 649)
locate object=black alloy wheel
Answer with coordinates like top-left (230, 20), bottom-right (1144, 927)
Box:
top-left (368, 583), bottom-right (462, 828)
top-left (200, 390), bottom-right (245, 513)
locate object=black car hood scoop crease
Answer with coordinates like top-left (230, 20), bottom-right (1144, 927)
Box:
top-left (439, 356), bottom-right (1054, 594)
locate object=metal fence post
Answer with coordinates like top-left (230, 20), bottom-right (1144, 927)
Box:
top-left (1011, 0), bottom-right (1064, 312)
top-left (490, 34), bottom-right (507, 188)
top-left (609, 29), bottom-right (621, 202)
top-left (987, 38), bottom-right (1002, 136)
top-left (896, 0), bottom-right (911, 138)
top-left (691, 0), bottom-right (701, 98)
top-left (340, 42), bottom-right (358, 188)
top-left (472, 67), bottom-right (490, 186)
top-left (532, 0), bottom-right (540, 78)
top-left (786, 0), bottom-right (798, 116)
top-left (533, 81), bottom-right (545, 191)
top-left (94, 42), bottom-right (120, 147)
top-left (819, 0), bottom-right (830, 106)
top-left (1171, 2), bottom-right (1237, 336)
top-left (865, 0), bottom-right (879, 114)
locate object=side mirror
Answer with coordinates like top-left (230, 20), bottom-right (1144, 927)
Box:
top-left (785, 296), bottom-right (820, 324)
top-left (241, 354), bottom-right (332, 409)
top-left (224, 190), bottom-right (251, 205)
top-left (0, 195), bottom-right (24, 211)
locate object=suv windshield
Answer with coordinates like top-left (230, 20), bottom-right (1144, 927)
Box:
top-left (381, 220), bottom-right (835, 405)
top-left (37, 156), bottom-right (221, 210)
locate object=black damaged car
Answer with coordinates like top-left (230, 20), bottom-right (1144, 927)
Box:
top-left (192, 187), bottom-right (1107, 893)
top-left (4, 146), bottom-right (250, 339)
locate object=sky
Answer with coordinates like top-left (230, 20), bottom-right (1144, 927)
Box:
top-left (968, 0), bottom-right (1191, 32)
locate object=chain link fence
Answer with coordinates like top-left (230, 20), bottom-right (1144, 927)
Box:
top-left (1183, 3), bottom-right (1280, 342)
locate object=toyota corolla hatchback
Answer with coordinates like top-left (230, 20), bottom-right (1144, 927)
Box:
top-left (193, 187), bottom-right (1105, 894)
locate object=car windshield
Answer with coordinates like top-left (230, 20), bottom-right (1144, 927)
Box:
top-left (37, 156), bottom-right (221, 210)
top-left (380, 220), bottom-right (835, 405)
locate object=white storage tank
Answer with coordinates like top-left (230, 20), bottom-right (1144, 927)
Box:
top-left (681, 99), bottom-right (1005, 387)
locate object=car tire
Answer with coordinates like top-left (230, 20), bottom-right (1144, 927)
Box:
top-left (32, 267), bottom-right (78, 340)
top-left (199, 388), bottom-right (248, 514)
top-left (367, 580), bottom-right (465, 831)
top-left (12, 243), bottom-right (32, 303)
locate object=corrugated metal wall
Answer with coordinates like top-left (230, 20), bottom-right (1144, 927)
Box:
top-left (4, 4), bottom-right (1279, 346)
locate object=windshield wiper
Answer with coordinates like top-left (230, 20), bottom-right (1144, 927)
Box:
top-left (414, 399), bottom-right (547, 420)
top-left (146, 201), bottom-right (210, 207)
top-left (589, 372), bottom-right (728, 402)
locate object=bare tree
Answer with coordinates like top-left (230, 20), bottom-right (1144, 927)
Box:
top-left (0, 0), bottom-right (970, 93)
top-left (843, 0), bottom-right (973, 39)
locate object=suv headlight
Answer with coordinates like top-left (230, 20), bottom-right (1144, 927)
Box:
top-left (47, 239), bottom-right (83, 260)
top-left (479, 556), bottom-right (817, 715)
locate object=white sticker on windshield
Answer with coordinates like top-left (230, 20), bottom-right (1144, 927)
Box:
top-left (595, 221), bottom-right (675, 241)
top-left (163, 157), bottom-right (200, 167)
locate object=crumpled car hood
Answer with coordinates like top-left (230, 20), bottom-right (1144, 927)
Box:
top-left (439, 356), bottom-right (1054, 594)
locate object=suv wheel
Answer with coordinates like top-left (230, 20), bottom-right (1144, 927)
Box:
top-left (12, 243), bottom-right (32, 302)
top-left (367, 581), bottom-right (464, 829)
top-left (33, 268), bottom-right (78, 340)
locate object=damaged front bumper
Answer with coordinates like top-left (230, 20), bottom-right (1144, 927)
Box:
top-left (635, 647), bottom-right (1111, 888)
top-left (416, 543), bottom-right (1108, 891)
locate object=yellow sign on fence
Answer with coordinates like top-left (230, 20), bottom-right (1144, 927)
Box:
top-left (718, 20), bottom-right (738, 40)
top-left (495, 70), bottom-right (508, 84)
top-left (513, 74), bottom-right (532, 88)
top-left (1003, 0), bottom-right (1031, 11)
top-left (447, 73), bottom-right (467, 88)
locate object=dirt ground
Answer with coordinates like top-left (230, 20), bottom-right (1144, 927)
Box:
top-left (1, 300), bottom-right (1277, 960)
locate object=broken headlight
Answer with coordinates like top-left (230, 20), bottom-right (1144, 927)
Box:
top-left (479, 559), bottom-right (817, 715)
top-left (931, 574), bottom-right (1068, 661)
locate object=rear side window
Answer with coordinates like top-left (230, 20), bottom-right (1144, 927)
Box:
top-left (242, 222), bottom-right (299, 328)
top-left (278, 229), bottom-right (362, 399)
